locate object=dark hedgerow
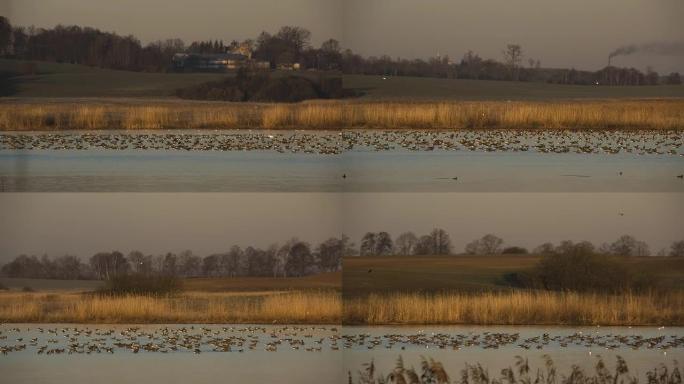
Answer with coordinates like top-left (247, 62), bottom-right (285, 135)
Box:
top-left (507, 251), bottom-right (656, 293)
top-left (99, 274), bottom-right (183, 296)
top-left (175, 69), bottom-right (347, 102)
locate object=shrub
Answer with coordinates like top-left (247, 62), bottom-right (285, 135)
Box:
top-left (99, 274), bottom-right (182, 296)
top-left (21, 286), bottom-right (34, 292)
top-left (0, 281), bottom-right (8, 290)
top-left (501, 246), bottom-right (528, 254)
top-left (176, 71), bottom-right (344, 102)
top-left (252, 76), bottom-right (320, 102)
top-left (510, 250), bottom-right (655, 293)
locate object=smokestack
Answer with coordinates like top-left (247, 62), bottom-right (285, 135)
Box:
top-left (608, 42), bottom-right (684, 62)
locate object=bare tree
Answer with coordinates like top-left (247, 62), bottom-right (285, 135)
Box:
top-left (375, 232), bottom-right (394, 256)
top-left (670, 240), bottom-right (684, 257)
top-left (412, 229), bottom-right (452, 255)
top-left (178, 250), bottom-right (201, 277)
top-left (360, 232), bottom-right (377, 256)
top-left (533, 243), bottom-right (556, 255)
top-left (430, 228), bottom-right (453, 255)
top-left (317, 236), bottom-right (346, 272)
top-left (162, 253), bottom-right (178, 276)
top-left (89, 251), bottom-right (129, 279)
top-left (465, 234), bottom-right (503, 255)
top-left (285, 241), bottom-right (314, 277)
top-left (395, 232), bottom-right (418, 256)
top-left (502, 44), bottom-right (523, 80)
top-left (633, 241), bottom-right (650, 257)
top-left (609, 235), bottom-right (638, 256)
top-left (0, 17), bottom-right (11, 55)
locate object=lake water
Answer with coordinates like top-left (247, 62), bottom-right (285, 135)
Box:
top-left (1, 129), bottom-right (682, 192)
top-left (1, 324), bottom-right (681, 384)
top-left (1, 148), bottom-right (682, 192)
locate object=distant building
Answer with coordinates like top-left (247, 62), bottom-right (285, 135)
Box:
top-left (277, 62), bottom-right (302, 71)
top-left (172, 53), bottom-right (269, 72)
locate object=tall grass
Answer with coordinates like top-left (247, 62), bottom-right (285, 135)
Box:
top-left (2, 290), bottom-right (680, 325)
top-left (356, 355), bottom-right (682, 384)
top-left (0, 290), bottom-right (341, 324)
top-left (0, 100), bottom-right (682, 130)
top-left (343, 290), bottom-right (684, 325)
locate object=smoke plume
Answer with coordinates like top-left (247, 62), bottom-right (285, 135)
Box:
top-left (609, 41), bottom-right (684, 59)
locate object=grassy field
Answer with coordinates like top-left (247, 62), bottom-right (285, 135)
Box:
top-left (2, 59), bottom-right (683, 100)
top-left (1, 99), bottom-right (682, 130)
top-left (345, 74), bottom-right (684, 100)
top-left (183, 272), bottom-right (341, 292)
top-left (343, 255), bottom-right (684, 298)
top-left (0, 273), bottom-right (340, 293)
top-left (0, 59), bottom-right (225, 98)
top-left (0, 277), bottom-right (104, 292)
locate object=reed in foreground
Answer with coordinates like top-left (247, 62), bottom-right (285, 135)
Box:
top-left (343, 290), bottom-right (684, 325)
top-left (354, 355), bottom-right (682, 384)
top-left (0, 99), bottom-right (682, 130)
top-left (0, 290), bottom-right (341, 324)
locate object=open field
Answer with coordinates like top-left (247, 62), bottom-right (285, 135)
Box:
top-left (0, 277), bottom-right (104, 292)
top-left (0, 59), bottom-right (226, 98)
top-left (183, 272), bottom-right (341, 292)
top-left (344, 290), bottom-right (684, 325)
top-left (343, 255), bottom-right (684, 298)
top-left (2, 59), bottom-right (683, 100)
top-left (345, 74), bottom-right (684, 100)
top-left (0, 273), bottom-right (340, 293)
top-left (0, 290), bottom-right (341, 324)
top-left (1, 99), bottom-right (683, 130)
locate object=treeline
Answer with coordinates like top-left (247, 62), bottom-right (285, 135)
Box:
top-left (0, 17), bottom-right (181, 72)
top-left (2, 229), bottom-right (683, 280)
top-left (359, 231), bottom-right (684, 258)
top-left (1, 17), bottom-right (680, 85)
top-left (0, 236), bottom-right (351, 280)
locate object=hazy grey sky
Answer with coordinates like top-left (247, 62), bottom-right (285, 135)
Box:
top-left (3, 0), bottom-right (683, 72)
top-left (0, 193), bottom-right (681, 260)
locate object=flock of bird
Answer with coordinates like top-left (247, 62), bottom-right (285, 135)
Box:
top-left (1, 130), bottom-right (682, 155)
top-left (1, 326), bottom-right (681, 356)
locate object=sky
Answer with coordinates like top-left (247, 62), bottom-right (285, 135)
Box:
top-left (3, 0), bottom-right (683, 73)
top-left (0, 193), bottom-right (681, 260)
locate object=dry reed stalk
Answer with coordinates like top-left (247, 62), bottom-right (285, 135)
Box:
top-left (0, 290), bottom-right (342, 324)
top-left (0, 100), bottom-right (682, 131)
top-left (342, 290), bottom-right (684, 325)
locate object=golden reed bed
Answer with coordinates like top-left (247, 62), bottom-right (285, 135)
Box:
top-left (0, 291), bottom-right (341, 324)
top-left (344, 291), bottom-right (684, 325)
top-left (1, 290), bottom-right (682, 325)
top-left (0, 99), bottom-right (682, 130)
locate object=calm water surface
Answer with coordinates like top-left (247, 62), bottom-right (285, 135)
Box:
top-left (1, 324), bottom-right (681, 384)
top-left (1, 149), bottom-right (682, 192)
top-left (1, 129), bottom-right (682, 192)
